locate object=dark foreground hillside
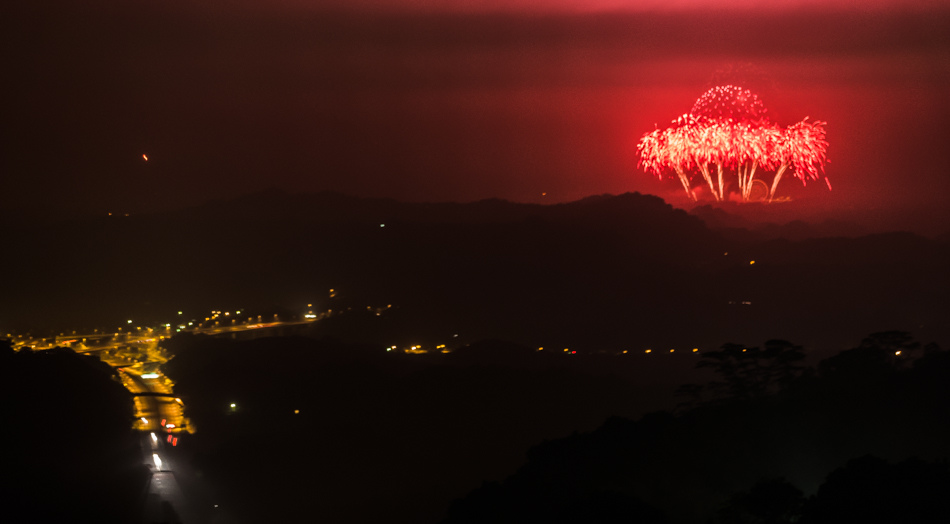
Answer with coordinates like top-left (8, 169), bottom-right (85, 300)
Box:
top-left (0, 342), bottom-right (147, 523)
top-left (162, 334), bottom-right (690, 523)
top-left (444, 332), bottom-right (950, 524)
top-left (161, 331), bottom-right (949, 523)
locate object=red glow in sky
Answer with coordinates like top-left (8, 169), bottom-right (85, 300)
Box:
top-left (3, 1), bottom-right (949, 232)
top-left (251, 0), bottom-right (948, 14)
top-left (638, 86), bottom-right (829, 202)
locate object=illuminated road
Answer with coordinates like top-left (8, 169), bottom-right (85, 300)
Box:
top-left (9, 312), bottom-right (336, 434)
top-left (141, 431), bottom-right (201, 524)
top-left (4, 308), bottom-right (347, 523)
top-left (119, 369), bottom-right (189, 433)
top-left (120, 369), bottom-right (198, 521)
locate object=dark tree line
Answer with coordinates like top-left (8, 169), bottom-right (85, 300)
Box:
top-left (711, 456), bottom-right (950, 524)
top-left (442, 331), bottom-right (950, 524)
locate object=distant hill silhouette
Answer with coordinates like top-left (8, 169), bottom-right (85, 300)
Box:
top-left (690, 203), bottom-right (870, 242)
top-left (1, 191), bottom-right (947, 357)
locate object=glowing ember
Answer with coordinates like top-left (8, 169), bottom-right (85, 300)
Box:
top-left (691, 85), bottom-right (770, 127)
top-left (636, 85), bottom-right (829, 202)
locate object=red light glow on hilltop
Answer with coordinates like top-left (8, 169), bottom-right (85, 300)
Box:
top-left (637, 85), bottom-right (829, 203)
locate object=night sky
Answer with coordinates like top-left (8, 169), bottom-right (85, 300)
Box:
top-left (4, 1), bottom-right (949, 231)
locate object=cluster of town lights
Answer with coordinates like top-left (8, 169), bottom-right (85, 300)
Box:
top-left (377, 346), bottom-right (708, 356)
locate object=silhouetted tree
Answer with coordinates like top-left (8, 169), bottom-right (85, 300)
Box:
top-left (674, 382), bottom-right (706, 411)
top-left (818, 331), bottom-right (920, 380)
top-left (802, 456), bottom-right (950, 524)
top-left (695, 339), bottom-right (806, 401)
top-left (859, 330), bottom-right (922, 355)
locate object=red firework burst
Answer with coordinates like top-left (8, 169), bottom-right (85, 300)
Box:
top-left (691, 85), bottom-right (770, 127)
top-left (636, 85), bottom-right (829, 202)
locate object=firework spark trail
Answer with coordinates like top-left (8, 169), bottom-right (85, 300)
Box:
top-left (691, 85), bottom-right (770, 127)
top-left (636, 85), bottom-right (828, 202)
top-left (768, 118), bottom-right (828, 201)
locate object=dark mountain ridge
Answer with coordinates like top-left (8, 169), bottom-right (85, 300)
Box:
top-left (1, 191), bottom-right (946, 356)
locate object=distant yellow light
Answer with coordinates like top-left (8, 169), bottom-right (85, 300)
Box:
top-left (693, 348), bottom-right (699, 353)
top-left (645, 349), bottom-right (652, 354)
top-left (895, 350), bottom-right (902, 355)
top-left (294, 409), bottom-right (300, 414)
top-left (670, 349), bottom-right (675, 353)
top-left (563, 348), bottom-right (569, 352)
top-left (622, 350), bottom-right (628, 354)
top-left (749, 260), bottom-right (755, 265)
top-left (142, 154), bottom-right (148, 161)
top-left (538, 347), bottom-right (544, 351)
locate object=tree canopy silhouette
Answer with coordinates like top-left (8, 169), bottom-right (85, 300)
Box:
top-left (803, 456), bottom-right (950, 524)
top-left (689, 339), bottom-right (806, 402)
